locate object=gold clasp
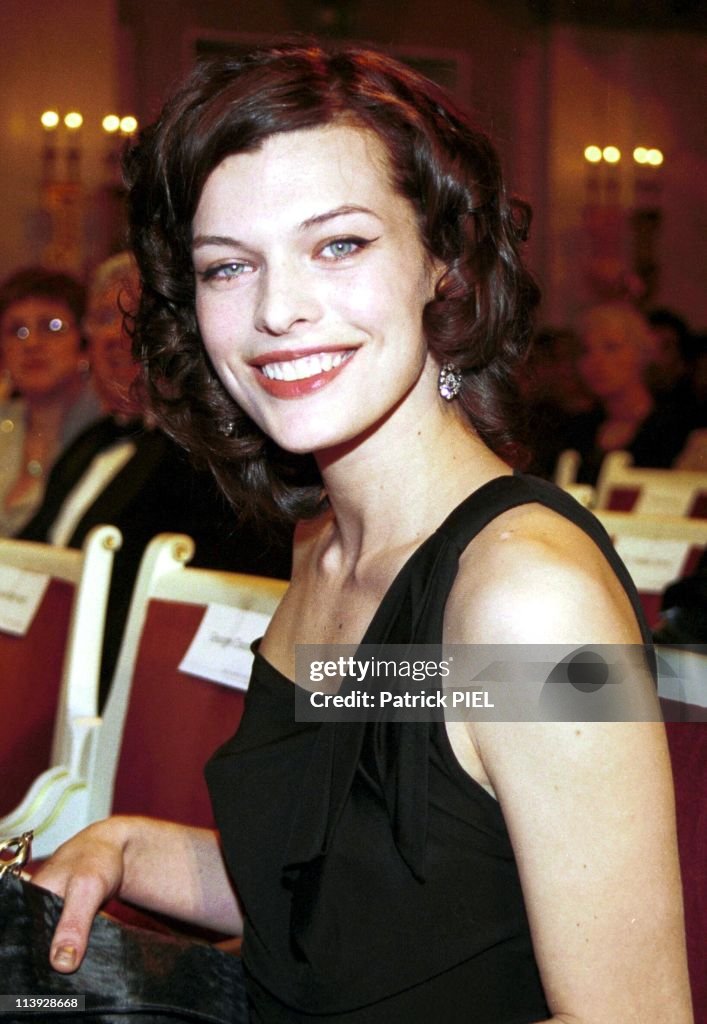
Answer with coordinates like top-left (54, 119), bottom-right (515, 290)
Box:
top-left (0, 830), bottom-right (33, 878)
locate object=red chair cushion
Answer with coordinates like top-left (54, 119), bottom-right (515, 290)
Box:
top-left (111, 599), bottom-right (246, 828)
top-left (0, 579), bottom-right (73, 814)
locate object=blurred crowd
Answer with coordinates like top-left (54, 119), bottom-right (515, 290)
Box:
top-left (1, 258), bottom-right (704, 642)
top-left (0, 256), bottom-right (293, 697)
top-left (521, 302), bottom-right (707, 483)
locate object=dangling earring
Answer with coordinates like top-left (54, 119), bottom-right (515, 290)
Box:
top-left (219, 420), bottom-right (236, 438)
top-left (438, 363), bottom-right (462, 401)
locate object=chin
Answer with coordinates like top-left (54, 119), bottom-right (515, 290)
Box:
top-left (269, 423), bottom-right (362, 460)
top-left (273, 434), bottom-right (337, 457)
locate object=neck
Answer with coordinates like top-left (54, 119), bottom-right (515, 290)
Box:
top-left (26, 395), bottom-right (73, 435)
top-left (315, 390), bottom-right (507, 568)
top-left (25, 376), bottom-right (83, 426)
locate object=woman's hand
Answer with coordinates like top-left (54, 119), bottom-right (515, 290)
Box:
top-left (31, 816), bottom-right (243, 974)
top-left (32, 818), bottom-right (129, 973)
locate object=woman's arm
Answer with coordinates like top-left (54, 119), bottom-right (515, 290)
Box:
top-left (477, 718), bottom-right (690, 1024)
top-left (446, 506), bottom-right (693, 1023)
top-left (32, 816), bottom-right (242, 973)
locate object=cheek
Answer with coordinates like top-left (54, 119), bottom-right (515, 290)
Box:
top-left (60, 338), bottom-right (81, 360)
top-left (578, 356), bottom-right (607, 388)
top-left (604, 347), bottom-right (635, 380)
top-left (196, 298), bottom-right (244, 365)
top-left (52, 340), bottom-right (82, 375)
top-left (350, 262), bottom-right (430, 342)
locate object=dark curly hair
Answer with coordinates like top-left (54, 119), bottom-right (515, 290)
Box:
top-left (125, 42), bottom-right (540, 522)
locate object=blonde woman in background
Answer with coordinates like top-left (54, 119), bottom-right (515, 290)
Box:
top-left (564, 301), bottom-right (695, 484)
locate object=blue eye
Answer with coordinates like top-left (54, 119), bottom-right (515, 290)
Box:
top-left (201, 261), bottom-right (252, 281)
top-left (320, 237), bottom-right (368, 260)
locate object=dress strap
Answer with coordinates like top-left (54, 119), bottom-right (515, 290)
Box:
top-left (283, 473), bottom-right (653, 898)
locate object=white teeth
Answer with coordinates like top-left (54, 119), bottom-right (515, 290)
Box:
top-left (261, 351), bottom-right (351, 381)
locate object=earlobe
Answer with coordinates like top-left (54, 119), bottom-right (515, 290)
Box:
top-left (426, 258), bottom-right (447, 302)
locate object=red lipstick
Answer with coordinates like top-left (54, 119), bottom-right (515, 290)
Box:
top-left (252, 350), bottom-right (354, 399)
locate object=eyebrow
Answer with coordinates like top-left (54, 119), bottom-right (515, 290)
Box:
top-left (298, 204), bottom-right (380, 231)
top-left (192, 204), bottom-right (380, 251)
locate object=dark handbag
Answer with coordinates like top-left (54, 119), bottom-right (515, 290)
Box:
top-left (0, 833), bottom-right (249, 1023)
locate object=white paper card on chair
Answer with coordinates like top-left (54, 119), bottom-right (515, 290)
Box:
top-left (613, 537), bottom-right (689, 592)
top-left (0, 566), bottom-right (51, 636)
top-left (179, 602), bottom-right (272, 690)
top-left (634, 489), bottom-right (692, 516)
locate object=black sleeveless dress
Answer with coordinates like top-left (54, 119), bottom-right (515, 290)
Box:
top-left (206, 474), bottom-right (653, 1023)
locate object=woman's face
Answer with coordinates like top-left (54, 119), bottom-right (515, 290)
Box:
top-left (192, 124), bottom-right (441, 456)
top-left (85, 278), bottom-right (140, 416)
top-left (578, 318), bottom-right (645, 401)
top-left (1, 296), bottom-right (83, 400)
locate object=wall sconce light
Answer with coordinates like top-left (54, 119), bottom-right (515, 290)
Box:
top-left (119, 116), bottom-right (138, 136)
top-left (633, 147), bottom-right (663, 167)
top-left (582, 143), bottom-right (666, 304)
top-left (101, 114), bottom-right (139, 137)
top-left (36, 110), bottom-right (139, 272)
top-left (40, 110), bottom-right (60, 130)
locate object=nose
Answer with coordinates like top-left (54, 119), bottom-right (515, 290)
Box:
top-left (254, 260), bottom-right (322, 336)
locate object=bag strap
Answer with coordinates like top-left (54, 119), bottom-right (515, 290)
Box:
top-left (0, 831), bottom-right (33, 879)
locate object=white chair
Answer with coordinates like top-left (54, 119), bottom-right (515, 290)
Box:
top-left (25, 532), bottom-right (287, 857)
top-left (593, 509), bottom-right (707, 629)
top-left (564, 483), bottom-right (595, 509)
top-left (595, 451), bottom-right (707, 517)
top-left (0, 524), bottom-right (121, 853)
top-left (553, 448), bottom-right (581, 488)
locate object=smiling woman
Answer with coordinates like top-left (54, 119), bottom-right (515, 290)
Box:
top-left (191, 126), bottom-right (438, 454)
top-left (32, 43), bottom-right (693, 1024)
top-left (124, 46), bottom-right (538, 522)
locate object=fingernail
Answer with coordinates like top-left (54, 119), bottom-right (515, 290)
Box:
top-left (53, 944), bottom-right (77, 969)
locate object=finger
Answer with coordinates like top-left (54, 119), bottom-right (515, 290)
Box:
top-left (49, 874), bottom-right (109, 973)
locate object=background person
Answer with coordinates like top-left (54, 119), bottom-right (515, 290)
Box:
top-left (520, 325), bottom-right (596, 478)
top-left (564, 300), bottom-right (694, 484)
top-left (21, 251), bottom-right (292, 697)
top-left (0, 267), bottom-right (101, 535)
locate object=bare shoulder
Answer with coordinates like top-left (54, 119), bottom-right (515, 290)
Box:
top-left (442, 502), bottom-right (691, 1020)
top-left (445, 501), bottom-right (642, 645)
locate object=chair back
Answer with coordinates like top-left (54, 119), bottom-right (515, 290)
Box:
top-left (0, 525), bottom-right (120, 816)
top-left (595, 451), bottom-right (707, 517)
top-left (89, 533), bottom-right (288, 827)
top-left (593, 511), bottom-right (706, 629)
top-left (563, 483), bottom-right (595, 509)
top-left (553, 448), bottom-right (581, 488)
